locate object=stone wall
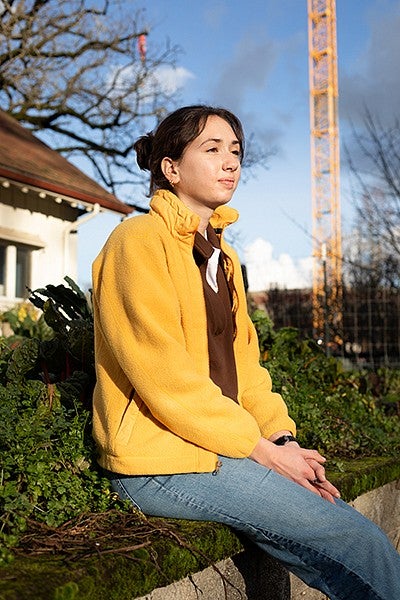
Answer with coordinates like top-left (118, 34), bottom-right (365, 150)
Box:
top-left (290, 479), bottom-right (400, 599)
top-left (136, 479), bottom-right (400, 600)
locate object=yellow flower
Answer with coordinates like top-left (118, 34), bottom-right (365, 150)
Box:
top-left (16, 303), bottom-right (39, 323)
top-left (17, 305), bottom-right (28, 322)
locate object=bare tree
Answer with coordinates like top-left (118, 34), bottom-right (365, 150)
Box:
top-left (342, 225), bottom-right (400, 290)
top-left (346, 110), bottom-right (400, 261)
top-left (0, 0), bottom-right (180, 202)
top-left (0, 0), bottom-right (274, 207)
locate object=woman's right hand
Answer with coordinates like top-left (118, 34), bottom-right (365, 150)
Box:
top-left (249, 437), bottom-right (340, 503)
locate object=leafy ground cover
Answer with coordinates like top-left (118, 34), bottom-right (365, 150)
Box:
top-left (252, 309), bottom-right (400, 464)
top-left (0, 282), bottom-right (399, 586)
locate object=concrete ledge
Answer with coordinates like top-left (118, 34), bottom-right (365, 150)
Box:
top-left (136, 543), bottom-right (290, 600)
top-left (290, 479), bottom-right (400, 599)
top-left (1, 463), bottom-right (399, 599)
top-left (136, 479), bottom-right (400, 600)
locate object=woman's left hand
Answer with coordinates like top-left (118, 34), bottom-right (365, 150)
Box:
top-left (250, 437), bottom-right (341, 503)
top-left (305, 457), bottom-right (341, 503)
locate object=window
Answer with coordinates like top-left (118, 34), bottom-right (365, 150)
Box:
top-left (0, 241), bottom-right (32, 299)
top-left (16, 245), bottom-right (31, 298)
top-left (0, 244), bottom-right (5, 296)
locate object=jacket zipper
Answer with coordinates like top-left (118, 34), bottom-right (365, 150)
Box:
top-left (212, 460), bottom-right (223, 476)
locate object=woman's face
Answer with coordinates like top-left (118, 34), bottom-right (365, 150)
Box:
top-left (165, 115), bottom-right (242, 216)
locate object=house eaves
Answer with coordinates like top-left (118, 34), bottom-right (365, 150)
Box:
top-left (0, 110), bottom-right (135, 217)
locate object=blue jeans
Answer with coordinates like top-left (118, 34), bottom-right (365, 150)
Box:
top-left (109, 457), bottom-right (400, 600)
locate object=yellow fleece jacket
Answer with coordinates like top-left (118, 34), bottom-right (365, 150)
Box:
top-left (92, 189), bottom-right (296, 475)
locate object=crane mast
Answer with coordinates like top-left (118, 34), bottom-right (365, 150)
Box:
top-left (307, 0), bottom-right (342, 351)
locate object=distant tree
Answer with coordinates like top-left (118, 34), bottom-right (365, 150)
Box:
top-left (346, 110), bottom-right (400, 271)
top-left (339, 112), bottom-right (400, 363)
top-left (0, 1), bottom-right (272, 205)
top-left (342, 226), bottom-right (400, 290)
top-left (0, 0), bottom-right (180, 202)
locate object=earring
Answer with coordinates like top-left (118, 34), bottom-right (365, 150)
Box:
top-left (169, 179), bottom-right (175, 187)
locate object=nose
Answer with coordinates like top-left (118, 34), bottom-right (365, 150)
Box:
top-left (223, 153), bottom-right (240, 172)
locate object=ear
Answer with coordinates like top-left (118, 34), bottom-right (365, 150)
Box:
top-left (161, 157), bottom-right (180, 186)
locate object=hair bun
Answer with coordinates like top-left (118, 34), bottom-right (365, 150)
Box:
top-left (134, 132), bottom-right (154, 170)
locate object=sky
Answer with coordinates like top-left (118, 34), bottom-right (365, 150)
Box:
top-left (76, 0), bottom-right (400, 291)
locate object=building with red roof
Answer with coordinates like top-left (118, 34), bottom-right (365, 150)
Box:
top-left (0, 110), bottom-right (134, 311)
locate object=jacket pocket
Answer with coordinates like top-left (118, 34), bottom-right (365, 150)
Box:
top-left (115, 389), bottom-right (142, 447)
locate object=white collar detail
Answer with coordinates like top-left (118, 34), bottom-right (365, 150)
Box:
top-left (206, 246), bottom-right (221, 293)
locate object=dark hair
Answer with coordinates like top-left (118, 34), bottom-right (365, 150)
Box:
top-left (134, 105), bottom-right (245, 195)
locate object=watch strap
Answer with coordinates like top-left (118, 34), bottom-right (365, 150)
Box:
top-left (273, 434), bottom-right (298, 446)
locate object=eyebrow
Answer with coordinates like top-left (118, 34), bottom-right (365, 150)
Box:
top-left (199, 137), bottom-right (241, 147)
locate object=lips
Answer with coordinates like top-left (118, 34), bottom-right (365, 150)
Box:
top-left (219, 178), bottom-right (235, 188)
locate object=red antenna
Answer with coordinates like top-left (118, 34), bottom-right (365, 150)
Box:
top-left (138, 33), bottom-right (147, 63)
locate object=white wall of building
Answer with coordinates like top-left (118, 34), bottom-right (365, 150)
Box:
top-left (0, 188), bottom-right (78, 312)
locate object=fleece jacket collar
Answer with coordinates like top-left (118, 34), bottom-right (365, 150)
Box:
top-left (149, 189), bottom-right (239, 243)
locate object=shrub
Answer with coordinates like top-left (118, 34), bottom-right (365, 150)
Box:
top-left (0, 279), bottom-right (117, 564)
top-left (0, 291), bottom-right (399, 563)
top-left (0, 301), bottom-right (53, 343)
top-left (0, 379), bottom-right (115, 563)
top-left (252, 309), bottom-right (400, 460)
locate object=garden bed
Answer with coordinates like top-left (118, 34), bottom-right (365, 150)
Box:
top-left (1, 456), bottom-right (399, 600)
top-left (1, 284), bottom-right (400, 599)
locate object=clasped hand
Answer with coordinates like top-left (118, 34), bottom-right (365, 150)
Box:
top-left (250, 437), bottom-right (340, 504)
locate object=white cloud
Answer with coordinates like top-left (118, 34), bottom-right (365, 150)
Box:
top-left (107, 64), bottom-right (194, 100)
top-left (244, 238), bottom-right (312, 291)
top-left (151, 65), bottom-right (195, 95)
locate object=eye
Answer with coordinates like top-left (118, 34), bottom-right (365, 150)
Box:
top-left (206, 146), bottom-right (218, 153)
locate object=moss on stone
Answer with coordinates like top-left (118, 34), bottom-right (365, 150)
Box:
top-left (1, 459), bottom-right (398, 600)
top-left (0, 520), bottom-right (243, 600)
top-left (327, 456), bottom-right (400, 502)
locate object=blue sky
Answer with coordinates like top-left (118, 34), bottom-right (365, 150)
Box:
top-left (77, 0), bottom-right (400, 290)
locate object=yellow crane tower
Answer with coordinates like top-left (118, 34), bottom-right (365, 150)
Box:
top-left (307, 0), bottom-right (343, 353)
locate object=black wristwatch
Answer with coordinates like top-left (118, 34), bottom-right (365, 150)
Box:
top-left (273, 434), bottom-right (298, 446)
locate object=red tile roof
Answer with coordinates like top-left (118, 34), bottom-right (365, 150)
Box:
top-left (0, 110), bottom-right (134, 215)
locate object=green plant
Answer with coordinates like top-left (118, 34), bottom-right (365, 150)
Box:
top-left (0, 376), bottom-right (118, 564)
top-left (250, 309), bottom-right (276, 361)
top-left (252, 310), bottom-right (400, 460)
top-left (28, 276), bottom-right (95, 405)
top-left (0, 278), bottom-right (117, 564)
top-left (0, 301), bottom-right (53, 343)
top-left (1, 287), bottom-right (400, 567)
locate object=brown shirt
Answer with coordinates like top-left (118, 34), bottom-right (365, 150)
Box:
top-left (193, 226), bottom-right (238, 402)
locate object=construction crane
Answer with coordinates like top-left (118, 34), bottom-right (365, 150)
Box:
top-left (307, 0), bottom-right (343, 353)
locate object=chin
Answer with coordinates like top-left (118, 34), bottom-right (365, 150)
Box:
top-left (209, 199), bottom-right (231, 210)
